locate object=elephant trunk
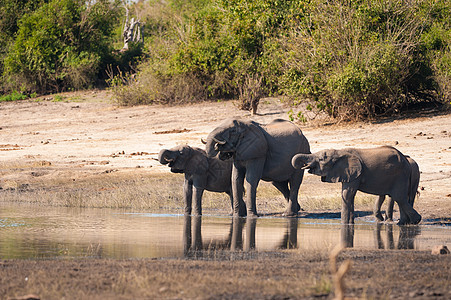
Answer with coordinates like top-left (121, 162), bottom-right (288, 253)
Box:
top-left (158, 149), bottom-right (174, 165)
top-left (292, 153), bottom-right (316, 169)
top-left (205, 133), bottom-right (225, 158)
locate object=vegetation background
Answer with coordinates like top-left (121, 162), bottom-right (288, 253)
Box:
top-left (0, 0), bottom-right (449, 120)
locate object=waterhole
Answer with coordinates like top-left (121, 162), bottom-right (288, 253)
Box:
top-left (1, 203), bottom-right (449, 259)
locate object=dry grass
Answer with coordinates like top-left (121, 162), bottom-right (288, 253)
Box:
top-left (1, 249), bottom-right (450, 299)
top-left (0, 162), bottom-right (375, 215)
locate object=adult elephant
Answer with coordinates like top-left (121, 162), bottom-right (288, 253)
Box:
top-left (374, 156), bottom-right (420, 222)
top-left (291, 146), bottom-right (421, 225)
top-left (204, 118), bottom-right (310, 217)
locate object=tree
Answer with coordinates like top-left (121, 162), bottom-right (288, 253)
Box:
top-left (3, 0), bottom-right (121, 93)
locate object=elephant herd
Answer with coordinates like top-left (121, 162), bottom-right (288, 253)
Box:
top-left (159, 118), bottom-right (422, 225)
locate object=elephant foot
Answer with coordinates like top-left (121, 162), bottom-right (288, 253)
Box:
top-left (397, 218), bottom-right (409, 225)
top-left (374, 212), bottom-right (384, 222)
top-left (295, 203), bottom-right (302, 212)
top-left (247, 212), bottom-right (259, 218)
top-left (282, 210), bottom-right (298, 217)
top-left (409, 214), bottom-right (421, 225)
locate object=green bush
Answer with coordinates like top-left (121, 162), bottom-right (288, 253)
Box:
top-left (0, 91), bottom-right (28, 102)
top-left (3, 0), bottom-right (121, 93)
top-left (112, 0), bottom-right (449, 120)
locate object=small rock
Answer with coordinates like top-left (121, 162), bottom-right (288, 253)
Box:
top-left (431, 245), bottom-right (450, 255)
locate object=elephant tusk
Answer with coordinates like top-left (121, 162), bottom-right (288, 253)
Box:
top-left (201, 138), bottom-right (207, 144)
top-left (212, 137), bottom-right (226, 145)
top-left (164, 157), bottom-right (174, 162)
top-left (301, 163), bottom-right (311, 170)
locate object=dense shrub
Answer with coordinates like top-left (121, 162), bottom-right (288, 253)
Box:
top-left (280, 0), bottom-right (449, 119)
top-left (2, 0), bottom-right (122, 93)
top-left (113, 0), bottom-right (449, 120)
top-left (1, 0), bottom-right (447, 119)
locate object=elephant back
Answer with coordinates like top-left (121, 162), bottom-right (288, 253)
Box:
top-left (261, 119), bottom-right (310, 179)
top-left (263, 119), bottom-right (310, 154)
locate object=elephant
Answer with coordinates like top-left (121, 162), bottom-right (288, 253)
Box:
top-left (204, 118), bottom-right (311, 217)
top-left (158, 145), bottom-right (242, 215)
top-left (291, 146), bottom-right (422, 225)
top-left (374, 156), bottom-right (420, 222)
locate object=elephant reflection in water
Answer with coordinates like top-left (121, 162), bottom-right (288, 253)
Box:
top-left (277, 218), bottom-right (299, 249)
top-left (183, 216), bottom-right (203, 255)
top-left (375, 223), bottom-right (421, 250)
top-left (182, 217), bottom-right (300, 256)
top-left (340, 223), bottom-right (420, 249)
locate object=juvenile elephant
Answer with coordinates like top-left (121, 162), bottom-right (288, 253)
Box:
top-left (205, 118), bottom-right (311, 217)
top-left (374, 156), bottom-right (420, 222)
top-left (291, 146), bottom-right (421, 225)
top-left (158, 145), bottom-right (240, 215)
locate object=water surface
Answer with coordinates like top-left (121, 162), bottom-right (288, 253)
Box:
top-left (1, 204), bottom-right (449, 259)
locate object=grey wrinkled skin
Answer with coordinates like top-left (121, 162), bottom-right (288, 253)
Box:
top-left (374, 156), bottom-right (420, 222)
top-left (205, 118), bottom-right (310, 218)
top-left (292, 146), bottom-right (422, 225)
top-left (158, 145), bottom-right (243, 216)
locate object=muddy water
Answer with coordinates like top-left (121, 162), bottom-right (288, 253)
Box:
top-left (1, 204), bottom-right (449, 259)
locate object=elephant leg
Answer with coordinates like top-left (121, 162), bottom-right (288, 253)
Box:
top-left (284, 170), bottom-right (304, 216)
top-left (226, 192), bottom-right (234, 216)
top-left (192, 187), bottom-right (204, 216)
top-left (272, 181), bottom-right (300, 214)
top-left (272, 181), bottom-right (290, 202)
top-left (232, 165), bottom-right (246, 217)
top-left (244, 158), bottom-right (265, 218)
top-left (341, 182), bottom-right (359, 224)
top-left (244, 177), bottom-right (260, 218)
top-left (386, 196), bottom-right (395, 221)
top-left (393, 197), bottom-right (421, 225)
top-left (183, 178), bottom-right (193, 215)
top-left (374, 195), bottom-right (385, 222)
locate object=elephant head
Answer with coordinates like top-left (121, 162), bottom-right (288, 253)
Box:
top-left (204, 119), bottom-right (267, 161)
top-left (158, 145), bottom-right (193, 173)
top-left (291, 149), bottom-right (362, 183)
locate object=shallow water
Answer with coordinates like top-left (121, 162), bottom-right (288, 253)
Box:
top-left (1, 204), bottom-right (449, 259)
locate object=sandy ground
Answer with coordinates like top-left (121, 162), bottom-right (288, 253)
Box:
top-left (1, 90), bottom-right (450, 220)
top-left (1, 90), bottom-right (451, 299)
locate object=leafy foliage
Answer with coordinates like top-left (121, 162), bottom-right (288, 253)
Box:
top-left (2, 0), bottom-right (122, 93)
top-left (0, 0), bottom-right (448, 119)
top-left (113, 0), bottom-right (449, 120)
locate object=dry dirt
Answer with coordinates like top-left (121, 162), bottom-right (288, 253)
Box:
top-left (1, 90), bottom-right (451, 299)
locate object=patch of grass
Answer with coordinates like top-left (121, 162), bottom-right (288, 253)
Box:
top-left (52, 95), bottom-right (64, 102)
top-left (0, 91), bottom-right (28, 102)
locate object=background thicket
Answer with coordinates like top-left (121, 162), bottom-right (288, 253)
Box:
top-left (0, 0), bottom-right (449, 120)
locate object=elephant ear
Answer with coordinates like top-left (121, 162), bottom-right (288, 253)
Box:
top-left (185, 149), bottom-right (208, 175)
top-left (324, 153), bottom-right (362, 183)
top-left (234, 120), bottom-right (268, 161)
